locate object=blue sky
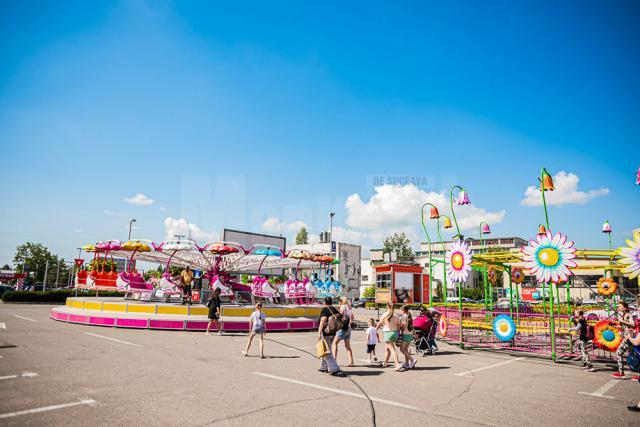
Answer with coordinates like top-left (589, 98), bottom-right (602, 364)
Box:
top-left (1, 0), bottom-right (639, 265)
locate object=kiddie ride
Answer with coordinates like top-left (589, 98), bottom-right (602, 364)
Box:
top-left (76, 239), bottom-right (338, 305)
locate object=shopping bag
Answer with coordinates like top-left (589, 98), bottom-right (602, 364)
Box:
top-left (316, 339), bottom-right (329, 358)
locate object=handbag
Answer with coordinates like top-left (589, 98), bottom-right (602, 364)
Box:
top-left (316, 339), bottom-right (330, 358)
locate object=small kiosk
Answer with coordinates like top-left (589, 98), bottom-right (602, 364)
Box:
top-left (373, 263), bottom-right (429, 305)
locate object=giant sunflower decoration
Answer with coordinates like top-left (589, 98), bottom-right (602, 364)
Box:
top-left (521, 231), bottom-right (577, 284)
top-left (438, 314), bottom-right (448, 337)
top-left (596, 277), bottom-right (618, 297)
top-left (493, 314), bottom-right (516, 342)
top-left (446, 240), bottom-right (472, 283)
top-left (593, 320), bottom-right (623, 352)
top-left (511, 267), bottom-right (525, 284)
top-left (618, 233), bottom-right (640, 279)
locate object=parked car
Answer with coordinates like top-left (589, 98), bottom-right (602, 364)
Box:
top-left (0, 284), bottom-right (15, 295)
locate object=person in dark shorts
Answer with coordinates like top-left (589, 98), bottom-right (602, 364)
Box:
top-left (366, 318), bottom-right (380, 363)
top-left (206, 288), bottom-right (222, 335)
top-left (181, 266), bottom-right (194, 305)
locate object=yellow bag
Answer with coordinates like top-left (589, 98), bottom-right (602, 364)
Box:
top-left (316, 339), bottom-right (329, 358)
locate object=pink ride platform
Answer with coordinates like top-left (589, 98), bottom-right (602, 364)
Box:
top-left (50, 297), bottom-right (321, 332)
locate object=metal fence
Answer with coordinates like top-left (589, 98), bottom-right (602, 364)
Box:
top-left (439, 307), bottom-right (617, 362)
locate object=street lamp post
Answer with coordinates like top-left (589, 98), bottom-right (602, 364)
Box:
top-left (128, 218), bottom-right (137, 241)
top-left (329, 212), bottom-right (335, 256)
top-left (539, 167), bottom-right (557, 361)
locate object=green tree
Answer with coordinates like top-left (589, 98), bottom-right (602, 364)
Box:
top-left (295, 227), bottom-right (309, 245)
top-left (13, 242), bottom-right (68, 283)
top-left (1, 264), bottom-right (10, 270)
top-left (382, 233), bottom-right (414, 261)
top-left (362, 286), bottom-right (375, 299)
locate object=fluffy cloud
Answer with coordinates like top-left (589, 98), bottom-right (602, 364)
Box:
top-left (124, 193), bottom-right (155, 206)
top-left (521, 171), bottom-right (609, 206)
top-left (163, 217), bottom-right (217, 242)
top-left (261, 217), bottom-right (309, 234)
top-left (345, 184), bottom-right (505, 233)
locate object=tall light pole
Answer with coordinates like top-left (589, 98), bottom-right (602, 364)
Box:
top-left (128, 218), bottom-right (137, 240)
top-left (329, 212), bottom-right (335, 255)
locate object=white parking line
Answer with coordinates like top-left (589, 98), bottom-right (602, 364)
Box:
top-left (455, 357), bottom-right (526, 377)
top-left (0, 372), bottom-right (39, 381)
top-left (0, 398), bottom-right (97, 419)
top-left (0, 322), bottom-right (6, 329)
top-left (84, 332), bottom-right (143, 348)
top-left (254, 372), bottom-right (423, 412)
top-left (579, 379), bottom-right (619, 399)
top-left (13, 315), bottom-right (38, 322)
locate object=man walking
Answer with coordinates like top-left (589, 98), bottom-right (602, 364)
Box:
top-left (181, 266), bottom-right (194, 305)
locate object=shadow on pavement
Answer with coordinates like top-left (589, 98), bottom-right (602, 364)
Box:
top-left (409, 366), bottom-right (450, 371)
top-left (344, 370), bottom-right (384, 377)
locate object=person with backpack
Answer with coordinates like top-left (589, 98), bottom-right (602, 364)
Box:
top-left (571, 309), bottom-right (595, 372)
top-left (613, 301), bottom-right (636, 379)
top-left (332, 297), bottom-right (355, 367)
top-left (317, 297), bottom-right (343, 376)
top-left (376, 301), bottom-right (403, 372)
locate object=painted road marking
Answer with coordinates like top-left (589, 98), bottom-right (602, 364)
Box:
top-left (84, 332), bottom-right (143, 348)
top-left (0, 322), bottom-right (6, 329)
top-left (0, 372), bottom-right (39, 381)
top-left (0, 398), bottom-right (97, 420)
top-left (13, 315), bottom-right (38, 322)
top-left (579, 379), bottom-right (619, 399)
top-left (455, 357), bottom-right (526, 377)
top-left (254, 372), bottom-right (423, 412)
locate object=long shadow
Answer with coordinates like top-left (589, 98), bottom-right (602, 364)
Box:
top-left (344, 370), bottom-right (384, 377)
top-left (409, 366), bottom-right (450, 371)
top-left (261, 355), bottom-right (301, 359)
top-left (431, 351), bottom-right (463, 356)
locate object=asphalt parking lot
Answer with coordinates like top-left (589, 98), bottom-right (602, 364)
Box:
top-left (1, 304), bottom-right (639, 426)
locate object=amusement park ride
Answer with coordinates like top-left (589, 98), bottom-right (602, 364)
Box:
top-left (74, 239), bottom-right (342, 305)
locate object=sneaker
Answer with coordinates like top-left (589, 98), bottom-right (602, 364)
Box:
top-left (329, 370), bottom-right (345, 377)
top-left (318, 368), bottom-right (328, 373)
top-left (205, 332), bottom-right (210, 336)
top-left (585, 367), bottom-right (595, 372)
top-left (628, 405), bottom-right (640, 412)
top-left (410, 358), bottom-right (418, 369)
top-left (612, 372), bottom-right (626, 379)
top-left (218, 331), bottom-right (224, 336)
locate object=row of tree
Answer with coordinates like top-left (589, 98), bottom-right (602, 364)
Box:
top-left (10, 242), bottom-right (71, 285)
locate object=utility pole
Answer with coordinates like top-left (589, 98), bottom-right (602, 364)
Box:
top-left (55, 260), bottom-right (61, 287)
top-left (43, 260), bottom-right (49, 291)
top-left (128, 218), bottom-right (137, 240)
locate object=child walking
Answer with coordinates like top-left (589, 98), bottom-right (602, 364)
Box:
top-left (244, 302), bottom-right (267, 358)
top-left (571, 309), bottom-right (595, 372)
top-left (366, 318), bottom-right (380, 363)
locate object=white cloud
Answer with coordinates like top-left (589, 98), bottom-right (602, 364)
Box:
top-left (261, 217), bottom-right (309, 234)
top-left (124, 193), bottom-right (155, 206)
top-left (159, 206), bottom-right (167, 212)
top-left (521, 171), bottom-right (609, 206)
top-left (104, 209), bottom-right (126, 217)
top-left (163, 217), bottom-right (217, 242)
top-left (345, 184), bottom-right (505, 233)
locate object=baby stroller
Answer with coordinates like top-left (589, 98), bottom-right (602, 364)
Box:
top-left (413, 314), bottom-right (434, 356)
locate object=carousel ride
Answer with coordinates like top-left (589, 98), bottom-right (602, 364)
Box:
top-left (54, 239), bottom-right (344, 331)
top-left (73, 238), bottom-right (342, 305)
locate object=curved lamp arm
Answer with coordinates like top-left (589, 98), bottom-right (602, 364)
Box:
top-left (420, 203), bottom-right (434, 261)
top-left (449, 185), bottom-right (467, 240)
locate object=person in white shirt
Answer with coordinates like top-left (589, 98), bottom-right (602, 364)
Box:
top-left (365, 318), bottom-right (380, 363)
top-left (244, 302), bottom-right (267, 358)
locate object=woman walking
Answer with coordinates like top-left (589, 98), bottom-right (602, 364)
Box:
top-left (205, 288), bottom-right (222, 335)
top-left (399, 305), bottom-right (417, 369)
top-left (333, 297), bottom-right (355, 367)
top-left (244, 302), bottom-right (266, 358)
top-left (376, 301), bottom-right (403, 371)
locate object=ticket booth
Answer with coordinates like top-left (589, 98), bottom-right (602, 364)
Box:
top-left (373, 264), bottom-right (429, 305)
